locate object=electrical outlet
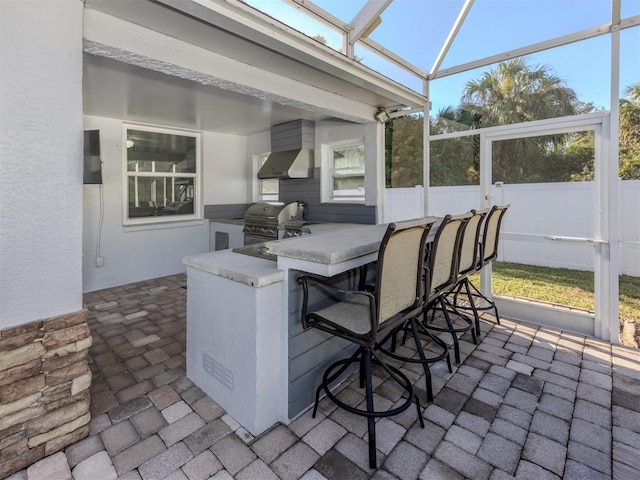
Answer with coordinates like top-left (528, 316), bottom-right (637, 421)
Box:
top-left (96, 256), bottom-right (104, 267)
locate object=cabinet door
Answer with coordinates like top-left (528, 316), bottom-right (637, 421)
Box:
top-left (210, 222), bottom-right (245, 251)
top-left (214, 232), bottom-right (229, 251)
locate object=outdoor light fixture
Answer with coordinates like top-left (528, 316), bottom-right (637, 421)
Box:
top-left (375, 108), bottom-right (390, 123)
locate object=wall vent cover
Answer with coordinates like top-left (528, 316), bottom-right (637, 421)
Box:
top-left (203, 353), bottom-right (234, 391)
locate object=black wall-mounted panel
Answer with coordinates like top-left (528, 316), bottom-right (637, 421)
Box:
top-left (83, 130), bottom-right (102, 184)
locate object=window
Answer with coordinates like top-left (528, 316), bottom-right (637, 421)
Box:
top-left (124, 125), bottom-right (200, 224)
top-left (258, 153), bottom-right (279, 201)
top-left (326, 140), bottom-right (365, 201)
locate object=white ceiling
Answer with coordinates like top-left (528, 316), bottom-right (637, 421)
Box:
top-left (82, 0), bottom-right (429, 136)
top-left (83, 54), bottom-right (334, 136)
top-left (82, 0), bottom-right (639, 137)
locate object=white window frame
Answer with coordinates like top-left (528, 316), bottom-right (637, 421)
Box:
top-left (321, 138), bottom-right (366, 203)
top-left (255, 152), bottom-right (279, 201)
top-left (122, 123), bottom-right (201, 226)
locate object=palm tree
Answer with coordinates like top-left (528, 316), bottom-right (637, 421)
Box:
top-left (619, 82), bottom-right (640, 179)
top-left (621, 82), bottom-right (640, 146)
top-left (459, 58), bottom-right (580, 183)
top-left (429, 106), bottom-right (482, 134)
top-left (461, 57), bottom-right (578, 126)
top-left (625, 82), bottom-right (640, 103)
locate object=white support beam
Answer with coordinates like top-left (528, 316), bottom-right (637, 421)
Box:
top-left (358, 37), bottom-right (426, 79)
top-left (158, 0), bottom-right (426, 106)
top-left (389, 107), bottom-right (423, 119)
top-left (349, 0), bottom-right (392, 45)
top-left (604, 0), bottom-right (622, 342)
top-left (423, 91), bottom-right (431, 217)
top-left (83, 9), bottom-right (377, 123)
top-left (430, 112), bottom-right (608, 142)
top-left (432, 23), bottom-right (613, 80)
top-left (430, 0), bottom-right (474, 77)
top-left (612, 0), bottom-right (621, 24)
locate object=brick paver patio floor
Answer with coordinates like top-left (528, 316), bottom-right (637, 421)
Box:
top-left (8, 273), bottom-right (640, 480)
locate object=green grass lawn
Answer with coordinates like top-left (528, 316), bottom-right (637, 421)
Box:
top-left (469, 261), bottom-right (640, 321)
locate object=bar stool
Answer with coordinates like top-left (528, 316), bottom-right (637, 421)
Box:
top-left (451, 204), bottom-right (510, 333)
top-left (297, 218), bottom-right (434, 469)
top-left (421, 212), bottom-right (477, 364)
top-left (448, 208), bottom-right (490, 336)
top-left (376, 215), bottom-right (461, 403)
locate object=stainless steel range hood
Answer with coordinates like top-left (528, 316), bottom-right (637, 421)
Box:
top-left (257, 148), bottom-right (314, 179)
top-left (258, 120), bottom-right (315, 179)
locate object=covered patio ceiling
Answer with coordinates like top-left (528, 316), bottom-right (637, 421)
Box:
top-left (83, 0), bottom-right (425, 135)
top-left (82, 0), bottom-right (639, 134)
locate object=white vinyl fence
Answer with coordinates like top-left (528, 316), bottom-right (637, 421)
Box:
top-left (384, 180), bottom-right (640, 276)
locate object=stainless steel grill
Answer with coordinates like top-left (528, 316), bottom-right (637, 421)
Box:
top-left (242, 201), bottom-right (303, 245)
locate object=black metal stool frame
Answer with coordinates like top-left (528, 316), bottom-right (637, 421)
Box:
top-left (420, 213), bottom-right (478, 364)
top-left (450, 204), bottom-right (510, 335)
top-left (298, 218), bottom-right (434, 469)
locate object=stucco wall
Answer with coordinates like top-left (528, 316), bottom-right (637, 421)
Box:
top-left (0, 0), bottom-right (84, 329)
top-left (82, 116), bottom-right (248, 293)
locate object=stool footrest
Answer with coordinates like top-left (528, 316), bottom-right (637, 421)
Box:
top-left (316, 354), bottom-right (416, 420)
top-left (311, 346), bottom-right (424, 469)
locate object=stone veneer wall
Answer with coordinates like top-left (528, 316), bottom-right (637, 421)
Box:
top-left (0, 311), bottom-right (92, 478)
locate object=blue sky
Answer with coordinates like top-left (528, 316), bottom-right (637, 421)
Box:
top-left (246, 1), bottom-right (640, 113)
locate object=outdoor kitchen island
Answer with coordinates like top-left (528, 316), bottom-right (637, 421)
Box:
top-left (183, 223), bottom-right (389, 437)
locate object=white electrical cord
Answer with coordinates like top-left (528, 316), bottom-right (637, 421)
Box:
top-left (96, 162), bottom-right (104, 265)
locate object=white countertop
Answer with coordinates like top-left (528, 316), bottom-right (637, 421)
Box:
top-left (183, 250), bottom-right (284, 287)
top-left (185, 223), bottom-right (388, 286)
top-left (268, 224), bottom-right (387, 264)
top-left (208, 218), bottom-right (363, 232)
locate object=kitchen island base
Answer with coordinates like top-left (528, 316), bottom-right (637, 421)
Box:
top-left (184, 224), bottom-right (390, 436)
top-left (185, 254), bottom-right (285, 436)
